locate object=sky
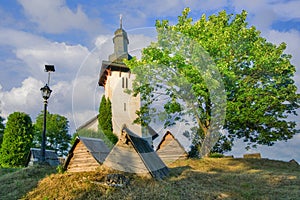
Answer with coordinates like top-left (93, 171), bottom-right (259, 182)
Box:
top-left (0, 0), bottom-right (299, 162)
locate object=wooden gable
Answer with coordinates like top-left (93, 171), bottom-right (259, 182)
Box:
top-left (156, 131), bottom-right (188, 165)
top-left (64, 137), bottom-right (110, 172)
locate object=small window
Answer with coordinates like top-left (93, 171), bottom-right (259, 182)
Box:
top-left (122, 77), bottom-right (124, 88)
top-left (124, 103), bottom-right (126, 111)
top-left (125, 78), bottom-right (128, 89)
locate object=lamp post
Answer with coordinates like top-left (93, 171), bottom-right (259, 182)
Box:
top-left (40, 65), bottom-right (55, 163)
top-left (40, 84), bottom-right (52, 162)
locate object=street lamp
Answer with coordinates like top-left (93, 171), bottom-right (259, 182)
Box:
top-left (40, 65), bottom-right (55, 163)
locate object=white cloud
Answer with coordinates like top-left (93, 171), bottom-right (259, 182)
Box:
top-left (0, 28), bottom-right (48, 48)
top-left (0, 28), bottom-right (102, 132)
top-left (15, 41), bottom-right (89, 80)
top-left (267, 29), bottom-right (300, 56)
top-left (128, 32), bottom-right (156, 59)
top-left (185, 0), bottom-right (229, 12)
top-left (18, 0), bottom-right (100, 33)
top-left (0, 77), bottom-right (43, 119)
top-left (0, 28), bottom-right (90, 83)
top-left (0, 75), bottom-right (102, 134)
top-left (232, 0), bottom-right (277, 32)
top-left (272, 1), bottom-right (300, 20)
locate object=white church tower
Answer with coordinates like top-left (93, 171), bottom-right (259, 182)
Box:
top-left (98, 18), bottom-right (156, 144)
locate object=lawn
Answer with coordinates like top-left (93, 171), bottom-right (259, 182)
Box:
top-left (19, 158), bottom-right (300, 200)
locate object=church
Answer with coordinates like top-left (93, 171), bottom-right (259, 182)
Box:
top-left (77, 18), bottom-right (158, 145)
top-left (66, 19), bottom-right (172, 179)
top-left (98, 19), bottom-right (157, 145)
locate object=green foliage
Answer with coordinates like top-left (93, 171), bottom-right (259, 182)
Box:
top-left (0, 115), bottom-right (5, 148)
top-left (126, 8), bottom-right (300, 156)
top-left (98, 96), bottom-right (117, 144)
top-left (0, 112), bottom-right (33, 167)
top-left (56, 165), bottom-right (65, 174)
top-left (33, 111), bottom-right (71, 156)
top-left (103, 130), bottom-right (118, 145)
top-left (75, 129), bottom-right (100, 139)
top-left (209, 152), bottom-right (224, 158)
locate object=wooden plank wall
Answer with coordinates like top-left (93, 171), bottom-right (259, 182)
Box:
top-left (67, 141), bottom-right (101, 172)
top-left (157, 133), bottom-right (187, 164)
top-left (104, 140), bottom-right (150, 176)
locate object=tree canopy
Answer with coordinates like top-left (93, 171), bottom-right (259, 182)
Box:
top-left (0, 112), bottom-right (33, 167)
top-left (33, 111), bottom-right (71, 156)
top-left (125, 8), bottom-right (300, 157)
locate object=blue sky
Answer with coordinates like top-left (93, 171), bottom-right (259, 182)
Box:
top-left (0, 0), bottom-right (299, 162)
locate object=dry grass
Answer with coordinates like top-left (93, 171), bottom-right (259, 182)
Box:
top-left (6, 158), bottom-right (300, 199)
top-left (0, 165), bottom-right (56, 200)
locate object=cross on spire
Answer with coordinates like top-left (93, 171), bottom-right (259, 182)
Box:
top-left (120, 14), bottom-right (123, 29)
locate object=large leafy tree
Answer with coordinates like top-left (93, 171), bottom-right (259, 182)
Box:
top-left (98, 96), bottom-right (117, 144)
top-left (33, 111), bottom-right (71, 156)
top-left (0, 115), bottom-right (4, 147)
top-left (126, 8), bottom-right (300, 157)
top-left (0, 112), bottom-right (33, 167)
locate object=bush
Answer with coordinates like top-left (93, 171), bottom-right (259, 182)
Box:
top-left (209, 153), bottom-right (224, 158)
top-left (0, 112), bottom-right (33, 167)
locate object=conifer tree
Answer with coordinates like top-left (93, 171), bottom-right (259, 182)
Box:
top-left (98, 96), bottom-right (117, 144)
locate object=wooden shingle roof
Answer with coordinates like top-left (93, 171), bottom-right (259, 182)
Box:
top-left (79, 137), bottom-right (110, 163)
top-left (104, 127), bottom-right (169, 179)
top-left (125, 128), bottom-right (169, 179)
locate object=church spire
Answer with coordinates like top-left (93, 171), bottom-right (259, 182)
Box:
top-left (108, 15), bottom-right (130, 62)
top-left (120, 14), bottom-right (123, 29)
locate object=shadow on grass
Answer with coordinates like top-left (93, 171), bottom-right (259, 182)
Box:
top-left (164, 158), bottom-right (300, 199)
top-left (0, 165), bottom-right (56, 200)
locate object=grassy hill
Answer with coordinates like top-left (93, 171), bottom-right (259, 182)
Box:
top-left (2, 158), bottom-right (300, 199)
top-left (0, 165), bottom-right (56, 200)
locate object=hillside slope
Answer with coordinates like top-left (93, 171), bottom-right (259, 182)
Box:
top-left (0, 165), bottom-right (56, 200)
top-left (19, 158), bottom-right (300, 199)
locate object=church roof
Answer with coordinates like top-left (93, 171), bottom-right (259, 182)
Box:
top-left (76, 115), bottom-right (99, 131)
top-left (98, 21), bottom-right (132, 87)
top-left (26, 148), bottom-right (60, 166)
top-left (98, 61), bottom-right (131, 86)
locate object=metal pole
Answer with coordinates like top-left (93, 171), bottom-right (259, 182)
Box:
top-left (41, 99), bottom-right (47, 162)
top-left (47, 72), bottom-right (51, 85)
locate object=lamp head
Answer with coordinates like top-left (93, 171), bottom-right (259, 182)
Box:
top-left (40, 84), bottom-right (52, 100)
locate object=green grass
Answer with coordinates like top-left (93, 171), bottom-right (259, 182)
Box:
top-left (0, 165), bottom-right (56, 200)
top-left (2, 158), bottom-right (300, 199)
top-left (0, 167), bottom-right (21, 176)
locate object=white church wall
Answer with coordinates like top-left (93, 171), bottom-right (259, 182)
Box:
top-left (105, 71), bottom-right (142, 137)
